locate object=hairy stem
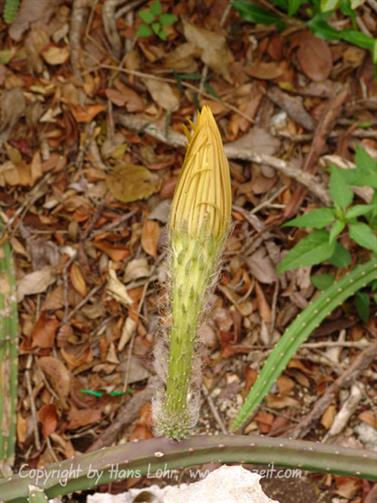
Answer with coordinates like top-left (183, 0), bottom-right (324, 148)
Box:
top-left (160, 232), bottom-right (218, 438)
top-left (1, 435), bottom-right (376, 501)
top-left (231, 257), bottom-right (377, 431)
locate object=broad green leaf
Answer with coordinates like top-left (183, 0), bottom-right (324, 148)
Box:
top-left (287, 0), bottom-right (306, 15)
top-left (354, 291), bottom-right (370, 323)
top-left (277, 230), bottom-right (335, 273)
top-left (283, 208), bottom-right (335, 229)
top-left (138, 9), bottom-right (155, 23)
top-left (329, 220), bottom-right (345, 244)
top-left (160, 13), bottom-right (177, 26)
top-left (328, 241), bottom-right (352, 267)
top-left (232, 0), bottom-right (286, 29)
top-left (308, 14), bottom-right (342, 40)
top-left (150, 0), bottom-right (162, 16)
top-left (349, 222), bottom-right (377, 253)
top-left (340, 29), bottom-right (374, 50)
top-left (320, 0), bottom-right (339, 11)
top-left (311, 273), bottom-right (335, 290)
top-left (329, 167), bottom-right (353, 209)
top-left (136, 24), bottom-right (153, 37)
top-left (345, 204), bottom-right (374, 219)
top-left (354, 145), bottom-right (377, 188)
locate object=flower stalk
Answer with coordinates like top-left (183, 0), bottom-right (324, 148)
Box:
top-left (154, 107), bottom-right (232, 439)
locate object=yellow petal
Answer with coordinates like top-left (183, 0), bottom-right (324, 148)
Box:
top-left (170, 106), bottom-right (232, 241)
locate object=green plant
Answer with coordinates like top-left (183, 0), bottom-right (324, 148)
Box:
top-left (232, 0), bottom-right (377, 70)
top-left (231, 145), bottom-right (377, 431)
top-left (0, 225), bottom-right (19, 476)
top-left (1, 434), bottom-right (376, 501)
top-left (153, 107), bottom-right (232, 439)
top-left (3, 0), bottom-right (19, 24)
top-left (137, 0), bottom-right (177, 40)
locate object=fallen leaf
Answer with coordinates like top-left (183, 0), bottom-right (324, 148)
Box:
top-left (38, 356), bottom-right (71, 408)
top-left (118, 317), bottom-right (137, 351)
top-left (31, 312), bottom-right (60, 348)
top-left (17, 266), bottom-right (56, 301)
top-left (247, 247), bottom-right (277, 284)
top-left (228, 127), bottom-right (280, 157)
top-left (9, 0), bottom-right (62, 41)
top-left (255, 282), bottom-right (272, 323)
top-left (67, 407), bottom-right (102, 430)
top-left (321, 404), bottom-right (337, 429)
top-left (182, 19), bottom-right (231, 80)
top-left (106, 163), bottom-right (160, 203)
top-left (163, 42), bottom-right (199, 73)
top-left (144, 78), bottom-right (179, 112)
top-left (246, 61), bottom-right (285, 80)
top-left (42, 45), bottom-right (70, 65)
top-left (124, 258), bottom-right (151, 283)
top-left (70, 104), bottom-right (106, 123)
top-left (296, 31), bottom-right (333, 82)
top-left (141, 220), bottom-right (161, 257)
top-left (107, 80), bottom-right (145, 112)
top-left (38, 404), bottom-right (58, 438)
top-left (70, 263), bottom-right (88, 297)
top-left (267, 86), bottom-right (315, 131)
top-left (95, 242), bottom-right (130, 261)
top-left (107, 263), bottom-right (133, 306)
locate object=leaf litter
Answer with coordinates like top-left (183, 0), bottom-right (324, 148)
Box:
top-left (1, 1), bottom-right (377, 500)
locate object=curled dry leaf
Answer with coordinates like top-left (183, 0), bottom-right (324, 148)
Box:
top-left (70, 104), bottom-right (106, 123)
top-left (182, 19), bottom-right (232, 81)
top-left (38, 356), bottom-right (71, 408)
top-left (17, 266), bottom-right (56, 301)
top-left (247, 246), bottom-right (277, 284)
top-left (144, 78), bottom-right (179, 112)
top-left (107, 262), bottom-right (133, 306)
top-left (141, 220), bottom-right (161, 257)
top-left (42, 45), bottom-right (70, 65)
top-left (38, 403), bottom-right (58, 438)
top-left (296, 32), bottom-right (333, 82)
top-left (9, 0), bottom-right (62, 41)
top-left (106, 163), bottom-right (160, 203)
top-left (70, 263), bottom-right (88, 297)
top-left (124, 258), bottom-right (151, 283)
top-left (31, 312), bottom-right (60, 348)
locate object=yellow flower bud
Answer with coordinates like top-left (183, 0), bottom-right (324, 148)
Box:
top-left (153, 106), bottom-right (232, 439)
top-left (169, 106), bottom-right (232, 241)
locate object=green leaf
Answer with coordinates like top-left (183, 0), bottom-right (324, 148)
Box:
top-left (150, 0), bottom-right (162, 16)
top-left (345, 204), bottom-right (374, 219)
top-left (349, 222), bottom-right (377, 253)
top-left (320, 0), bottom-right (339, 11)
top-left (308, 14), bottom-right (342, 40)
top-left (159, 13), bottom-right (177, 26)
top-left (340, 29), bottom-right (374, 50)
top-left (329, 167), bottom-right (353, 209)
top-left (232, 0), bottom-right (286, 29)
top-left (354, 145), bottom-right (377, 187)
top-left (277, 230), bottom-right (336, 273)
top-left (329, 220), bottom-right (345, 244)
top-left (328, 241), bottom-right (352, 267)
top-left (283, 208), bottom-right (335, 229)
top-left (354, 291), bottom-right (370, 323)
top-left (311, 273), bottom-right (335, 290)
top-left (138, 9), bottom-right (155, 23)
top-left (136, 23), bottom-right (153, 37)
top-left (287, 0), bottom-right (306, 15)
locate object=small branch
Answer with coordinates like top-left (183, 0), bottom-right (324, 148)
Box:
top-left (115, 114), bottom-right (330, 205)
top-left (291, 337), bottom-right (377, 439)
top-left (102, 0), bottom-right (127, 59)
top-left (70, 0), bottom-right (91, 80)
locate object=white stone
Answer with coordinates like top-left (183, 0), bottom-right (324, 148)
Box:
top-left (87, 465), bottom-right (279, 503)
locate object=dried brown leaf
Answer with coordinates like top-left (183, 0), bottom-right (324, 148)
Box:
top-left (144, 78), bottom-right (179, 112)
top-left (17, 266), bottom-right (56, 301)
top-left (38, 356), bottom-right (71, 407)
top-left (70, 263), bottom-right (88, 297)
top-left (141, 220), bottom-right (161, 257)
top-left (296, 32), bottom-right (333, 82)
top-left (182, 19), bottom-right (231, 80)
top-left (106, 163), bottom-right (160, 203)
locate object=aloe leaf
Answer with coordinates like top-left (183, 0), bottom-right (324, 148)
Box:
top-left (231, 257), bottom-right (377, 431)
